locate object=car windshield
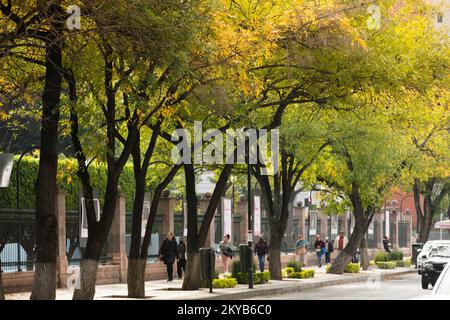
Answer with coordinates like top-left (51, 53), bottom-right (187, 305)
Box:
top-left (429, 246), bottom-right (450, 258)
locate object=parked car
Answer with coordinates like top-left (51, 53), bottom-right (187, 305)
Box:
top-left (416, 240), bottom-right (450, 274)
top-left (421, 245), bottom-right (450, 289)
top-left (432, 261), bottom-right (450, 297)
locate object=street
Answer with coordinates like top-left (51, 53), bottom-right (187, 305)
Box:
top-left (247, 273), bottom-right (434, 300)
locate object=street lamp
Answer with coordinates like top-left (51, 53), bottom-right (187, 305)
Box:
top-left (246, 139), bottom-right (254, 289)
top-left (16, 145), bottom-right (40, 271)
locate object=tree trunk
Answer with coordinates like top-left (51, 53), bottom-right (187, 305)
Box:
top-left (268, 233), bottom-right (282, 280)
top-left (72, 259), bottom-right (99, 300)
top-left (359, 236), bottom-right (370, 271)
top-left (182, 251), bottom-right (201, 290)
top-left (0, 265), bottom-right (4, 300)
top-left (127, 258), bottom-right (146, 298)
top-left (329, 215), bottom-right (367, 274)
top-left (417, 189), bottom-right (433, 243)
top-left (30, 4), bottom-right (64, 300)
top-left (182, 164), bottom-right (200, 290)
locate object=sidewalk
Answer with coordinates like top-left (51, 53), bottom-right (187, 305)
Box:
top-left (5, 266), bottom-right (416, 300)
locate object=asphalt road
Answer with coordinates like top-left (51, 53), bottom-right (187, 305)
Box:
top-left (247, 273), bottom-right (434, 300)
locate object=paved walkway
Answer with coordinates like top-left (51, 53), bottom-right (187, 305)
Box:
top-left (5, 266), bottom-right (416, 300)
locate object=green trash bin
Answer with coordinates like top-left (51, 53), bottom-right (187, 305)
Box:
top-left (199, 247), bottom-right (215, 283)
top-left (239, 244), bottom-right (251, 273)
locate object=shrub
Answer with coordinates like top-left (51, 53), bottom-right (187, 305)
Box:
top-left (395, 260), bottom-right (411, 268)
top-left (387, 250), bottom-right (403, 261)
top-left (376, 261), bottom-right (396, 269)
top-left (287, 261), bottom-right (302, 272)
top-left (369, 260), bottom-right (376, 266)
top-left (212, 278), bottom-right (238, 288)
top-left (344, 263), bottom-right (360, 273)
top-left (231, 260), bottom-right (256, 279)
top-left (284, 267), bottom-right (294, 276)
top-left (289, 269), bottom-right (315, 279)
top-left (326, 264), bottom-right (360, 273)
top-left (374, 252), bottom-right (388, 262)
top-left (237, 271), bottom-right (270, 284)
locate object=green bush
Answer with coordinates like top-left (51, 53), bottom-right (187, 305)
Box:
top-left (231, 260), bottom-right (256, 279)
top-left (283, 267), bottom-right (294, 276)
top-left (387, 250), bottom-right (403, 262)
top-left (237, 271), bottom-right (270, 284)
top-left (326, 264), bottom-right (360, 273)
top-left (289, 269), bottom-right (315, 279)
top-left (376, 261), bottom-right (396, 269)
top-left (374, 252), bottom-right (388, 262)
top-left (212, 278), bottom-right (238, 288)
top-left (344, 263), bottom-right (360, 273)
top-left (287, 261), bottom-right (302, 272)
top-left (394, 260), bottom-right (411, 268)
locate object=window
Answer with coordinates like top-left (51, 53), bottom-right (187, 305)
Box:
top-left (437, 12), bottom-right (444, 24)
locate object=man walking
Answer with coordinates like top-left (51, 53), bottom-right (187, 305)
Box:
top-left (334, 231), bottom-right (348, 253)
top-left (314, 234), bottom-right (326, 267)
top-left (254, 236), bottom-right (269, 272)
top-left (325, 237), bottom-right (334, 264)
top-left (177, 238), bottom-right (187, 279)
top-left (383, 236), bottom-right (391, 253)
top-left (159, 232), bottom-right (180, 282)
top-left (295, 234), bottom-right (308, 268)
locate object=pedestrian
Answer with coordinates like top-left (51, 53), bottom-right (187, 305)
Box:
top-left (295, 234), bottom-right (308, 268)
top-left (383, 236), bottom-right (391, 253)
top-left (159, 232), bottom-right (180, 282)
top-left (218, 234), bottom-right (233, 274)
top-left (333, 231), bottom-right (348, 253)
top-left (254, 236), bottom-right (269, 272)
top-left (325, 237), bottom-right (334, 264)
top-left (314, 234), bottom-right (326, 267)
top-left (177, 238), bottom-right (187, 279)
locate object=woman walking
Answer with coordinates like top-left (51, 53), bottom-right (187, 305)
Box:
top-left (218, 234), bottom-right (233, 274)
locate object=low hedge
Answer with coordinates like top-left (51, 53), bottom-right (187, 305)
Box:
top-left (282, 267), bottom-right (295, 278)
top-left (387, 250), bottom-right (403, 261)
top-left (376, 261), bottom-right (396, 269)
top-left (231, 260), bottom-right (256, 280)
top-left (237, 271), bottom-right (270, 284)
top-left (374, 251), bottom-right (388, 262)
top-left (344, 263), bottom-right (360, 273)
top-left (394, 260), bottom-right (411, 268)
top-left (326, 263), bottom-right (360, 273)
top-left (287, 261), bottom-right (302, 272)
top-left (289, 269), bottom-right (315, 279)
top-left (212, 278), bottom-right (238, 288)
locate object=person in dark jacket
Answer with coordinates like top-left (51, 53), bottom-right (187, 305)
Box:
top-left (177, 238), bottom-right (187, 279)
top-left (254, 236), bottom-right (269, 272)
top-left (159, 232), bottom-right (180, 281)
top-left (325, 237), bottom-right (334, 264)
top-left (314, 234), bottom-right (326, 267)
top-left (383, 236), bottom-right (391, 253)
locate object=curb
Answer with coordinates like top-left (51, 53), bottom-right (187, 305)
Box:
top-left (196, 269), bottom-right (417, 300)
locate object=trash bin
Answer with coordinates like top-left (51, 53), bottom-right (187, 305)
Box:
top-left (239, 244), bottom-right (251, 273)
top-left (411, 243), bottom-right (424, 268)
top-left (199, 247), bottom-right (215, 282)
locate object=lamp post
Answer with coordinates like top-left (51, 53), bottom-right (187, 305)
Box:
top-left (16, 145), bottom-right (40, 272)
top-left (246, 144), bottom-right (254, 289)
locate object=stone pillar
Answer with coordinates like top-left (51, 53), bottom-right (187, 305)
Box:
top-left (56, 190), bottom-right (68, 288)
top-left (339, 211), bottom-right (349, 238)
top-left (111, 194), bottom-right (128, 283)
top-left (392, 211), bottom-right (399, 249)
top-left (375, 211), bottom-right (383, 250)
top-left (237, 200), bottom-right (248, 244)
top-left (158, 196), bottom-right (176, 236)
top-left (198, 198), bottom-right (215, 247)
top-left (293, 206), bottom-right (306, 238)
top-left (405, 211), bottom-right (412, 247)
top-left (319, 211), bottom-right (328, 240)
